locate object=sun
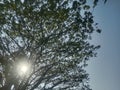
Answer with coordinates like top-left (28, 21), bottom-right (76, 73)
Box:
top-left (17, 62), bottom-right (31, 76)
top-left (20, 65), bottom-right (28, 73)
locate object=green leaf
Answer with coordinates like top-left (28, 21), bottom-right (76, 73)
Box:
top-left (93, 0), bottom-right (98, 8)
top-left (96, 29), bottom-right (102, 33)
top-left (83, 5), bottom-right (90, 10)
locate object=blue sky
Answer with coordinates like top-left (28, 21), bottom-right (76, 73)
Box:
top-left (86, 0), bottom-right (120, 90)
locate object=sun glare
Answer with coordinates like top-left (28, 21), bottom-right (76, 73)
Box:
top-left (21, 65), bottom-right (28, 73)
top-left (17, 62), bottom-right (30, 76)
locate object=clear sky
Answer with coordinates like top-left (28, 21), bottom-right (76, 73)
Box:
top-left (86, 0), bottom-right (120, 90)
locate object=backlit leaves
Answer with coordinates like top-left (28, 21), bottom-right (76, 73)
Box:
top-left (0, 0), bottom-right (103, 90)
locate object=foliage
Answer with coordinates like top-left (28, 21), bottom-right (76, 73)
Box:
top-left (0, 0), bottom-right (102, 90)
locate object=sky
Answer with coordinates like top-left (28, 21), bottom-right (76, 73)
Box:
top-left (86, 0), bottom-right (120, 90)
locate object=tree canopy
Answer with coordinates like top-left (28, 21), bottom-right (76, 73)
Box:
top-left (0, 0), bottom-right (103, 90)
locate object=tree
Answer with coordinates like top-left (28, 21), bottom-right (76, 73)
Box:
top-left (0, 0), bottom-right (103, 90)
